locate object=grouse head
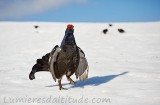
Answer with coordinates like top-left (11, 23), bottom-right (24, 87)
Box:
top-left (61, 24), bottom-right (76, 47)
top-left (65, 24), bottom-right (74, 35)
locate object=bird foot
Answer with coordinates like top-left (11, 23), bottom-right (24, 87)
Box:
top-left (69, 80), bottom-right (75, 84)
top-left (58, 79), bottom-right (68, 90)
top-left (59, 87), bottom-right (68, 90)
top-left (67, 77), bottom-right (75, 84)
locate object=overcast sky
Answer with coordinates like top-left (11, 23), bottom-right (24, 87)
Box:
top-left (0, 0), bottom-right (160, 22)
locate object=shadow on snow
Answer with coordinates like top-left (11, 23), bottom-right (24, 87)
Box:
top-left (46, 71), bottom-right (128, 88)
top-left (72, 71), bottom-right (128, 88)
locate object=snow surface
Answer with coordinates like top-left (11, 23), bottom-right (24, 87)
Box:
top-left (0, 22), bottom-right (160, 105)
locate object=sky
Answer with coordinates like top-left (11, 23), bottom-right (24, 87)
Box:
top-left (0, 0), bottom-right (160, 22)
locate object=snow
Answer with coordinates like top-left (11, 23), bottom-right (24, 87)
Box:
top-left (0, 22), bottom-right (160, 105)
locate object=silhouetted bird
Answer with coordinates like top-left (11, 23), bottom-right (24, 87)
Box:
top-left (34, 25), bottom-right (39, 29)
top-left (29, 24), bottom-right (89, 90)
top-left (109, 24), bottom-right (113, 27)
top-left (103, 29), bottom-right (108, 34)
top-left (118, 29), bottom-right (125, 33)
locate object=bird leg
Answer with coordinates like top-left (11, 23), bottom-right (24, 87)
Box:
top-left (67, 76), bottom-right (75, 84)
top-left (58, 79), bottom-right (67, 90)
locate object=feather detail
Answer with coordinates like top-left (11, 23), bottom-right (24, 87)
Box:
top-left (75, 47), bottom-right (89, 80)
top-left (49, 45), bottom-right (61, 82)
top-left (79, 66), bottom-right (89, 80)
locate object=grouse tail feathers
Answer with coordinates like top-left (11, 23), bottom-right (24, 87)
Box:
top-left (75, 47), bottom-right (89, 80)
top-left (29, 53), bottom-right (50, 80)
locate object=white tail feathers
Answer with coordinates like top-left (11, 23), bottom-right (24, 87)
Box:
top-left (79, 66), bottom-right (89, 81)
top-left (75, 47), bottom-right (89, 81)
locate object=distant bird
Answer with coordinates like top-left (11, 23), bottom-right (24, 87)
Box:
top-left (34, 25), bottom-right (39, 29)
top-left (103, 29), bottom-right (108, 34)
top-left (34, 25), bottom-right (39, 33)
top-left (118, 29), bottom-right (125, 33)
top-left (109, 24), bottom-right (113, 27)
top-left (29, 24), bottom-right (89, 90)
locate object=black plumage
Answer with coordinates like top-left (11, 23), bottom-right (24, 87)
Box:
top-left (29, 24), bottom-right (89, 90)
top-left (118, 28), bottom-right (125, 33)
top-left (103, 29), bottom-right (108, 34)
top-left (34, 25), bottom-right (39, 29)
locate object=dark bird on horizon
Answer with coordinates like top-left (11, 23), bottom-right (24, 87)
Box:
top-left (118, 28), bottom-right (125, 33)
top-left (29, 24), bottom-right (89, 90)
top-left (34, 25), bottom-right (39, 29)
top-left (103, 29), bottom-right (108, 34)
top-left (109, 24), bottom-right (113, 27)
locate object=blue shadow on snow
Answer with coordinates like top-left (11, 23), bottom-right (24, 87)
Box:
top-left (72, 71), bottom-right (128, 88)
top-left (46, 72), bottom-right (128, 88)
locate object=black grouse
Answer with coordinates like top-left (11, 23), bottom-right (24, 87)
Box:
top-left (29, 24), bottom-right (89, 90)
